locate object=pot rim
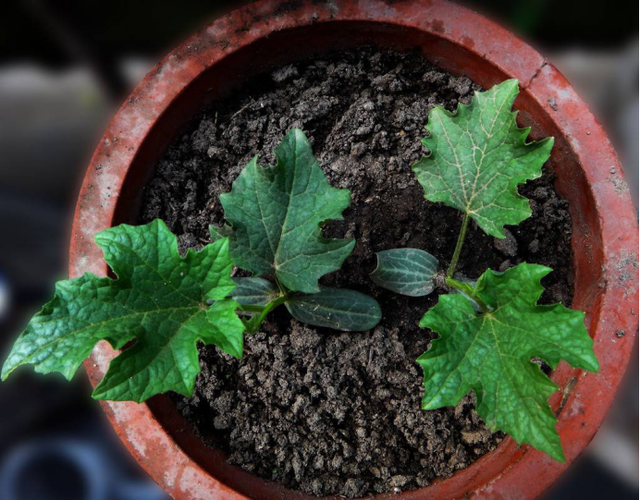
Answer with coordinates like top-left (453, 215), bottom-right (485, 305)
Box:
top-left (71, 1), bottom-right (638, 499)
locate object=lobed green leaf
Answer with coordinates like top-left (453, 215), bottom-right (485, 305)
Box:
top-left (1, 220), bottom-right (245, 402)
top-left (418, 263), bottom-right (598, 461)
top-left (220, 129), bottom-right (355, 294)
top-left (413, 79), bottom-right (554, 238)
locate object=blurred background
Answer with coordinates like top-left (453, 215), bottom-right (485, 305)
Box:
top-left (0, 1), bottom-right (637, 499)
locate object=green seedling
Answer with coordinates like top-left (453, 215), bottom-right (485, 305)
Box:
top-left (370, 80), bottom-right (598, 461)
top-left (2, 129), bottom-right (381, 402)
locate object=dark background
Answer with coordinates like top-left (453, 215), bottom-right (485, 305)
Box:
top-left (0, 1), bottom-right (637, 500)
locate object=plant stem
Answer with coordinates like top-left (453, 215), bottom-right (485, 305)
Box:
top-left (240, 317), bottom-right (254, 331)
top-left (244, 295), bottom-right (288, 333)
top-left (274, 277), bottom-right (287, 296)
top-left (447, 213), bottom-right (470, 278)
top-left (446, 277), bottom-right (489, 313)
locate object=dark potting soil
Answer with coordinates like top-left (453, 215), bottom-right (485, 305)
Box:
top-left (139, 47), bottom-right (574, 497)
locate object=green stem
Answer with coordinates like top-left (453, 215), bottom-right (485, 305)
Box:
top-left (447, 213), bottom-right (470, 278)
top-left (244, 295), bottom-right (288, 333)
top-left (274, 277), bottom-right (287, 296)
top-left (446, 277), bottom-right (489, 313)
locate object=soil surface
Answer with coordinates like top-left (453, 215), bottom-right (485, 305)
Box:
top-left (139, 47), bottom-right (574, 497)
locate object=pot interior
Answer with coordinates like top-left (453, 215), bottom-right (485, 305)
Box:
top-left (111, 20), bottom-right (602, 500)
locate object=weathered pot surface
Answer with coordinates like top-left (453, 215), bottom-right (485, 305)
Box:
top-left (71, 1), bottom-right (638, 499)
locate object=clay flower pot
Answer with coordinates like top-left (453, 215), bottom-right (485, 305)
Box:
top-left (71, 1), bottom-right (638, 499)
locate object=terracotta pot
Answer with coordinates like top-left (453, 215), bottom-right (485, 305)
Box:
top-left (70, 1), bottom-right (638, 499)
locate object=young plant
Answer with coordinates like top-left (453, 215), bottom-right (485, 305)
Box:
top-left (213, 128), bottom-right (381, 333)
top-left (371, 79), bottom-right (599, 461)
top-left (1, 129), bottom-right (381, 402)
top-left (1, 221), bottom-right (244, 402)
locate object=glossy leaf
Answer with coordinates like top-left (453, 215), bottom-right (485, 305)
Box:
top-left (418, 263), bottom-right (599, 461)
top-left (371, 248), bottom-right (439, 297)
top-left (413, 79), bottom-right (554, 238)
top-left (1, 220), bottom-right (245, 402)
top-left (220, 129), bottom-right (354, 293)
top-left (231, 277), bottom-right (280, 307)
top-left (286, 287), bottom-right (381, 331)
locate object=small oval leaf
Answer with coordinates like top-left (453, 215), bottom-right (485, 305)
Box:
top-left (286, 287), bottom-right (381, 331)
top-left (231, 277), bottom-right (279, 307)
top-left (371, 248), bottom-right (439, 297)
